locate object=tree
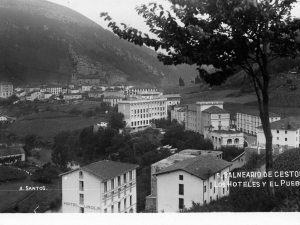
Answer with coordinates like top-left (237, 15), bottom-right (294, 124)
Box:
top-left (179, 77), bottom-right (185, 86)
top-left (101, 0), bottom-right (300, 197)
top-left (109, 112), bottom-right (125, 130)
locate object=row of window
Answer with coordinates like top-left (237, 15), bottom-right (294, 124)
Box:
top-left (104, 183), bottom-right (133, 205)
top-left (104, 171), bottom-right (133, 193)
top-left (103, 196), bottom-right (133, 213)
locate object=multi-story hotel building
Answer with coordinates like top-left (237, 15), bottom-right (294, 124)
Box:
top-left (257, 117), bottom-right (300, 149)
top-left (236, 109), bottom-right (281, 135)
top-left (60, 160), bottom-right (138, 213)
top-left (155, 155), bottom-right (231, 212)
top-left (118, 97), bottom-right (167, 129)
top-left (0, 82), bottom-right (13, 98)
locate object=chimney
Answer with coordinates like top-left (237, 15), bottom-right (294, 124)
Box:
top-left (287, 120), bottom-right (291, 130)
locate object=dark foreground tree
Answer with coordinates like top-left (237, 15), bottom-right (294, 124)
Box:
top-left (101, 0), bottom-right (300, 197)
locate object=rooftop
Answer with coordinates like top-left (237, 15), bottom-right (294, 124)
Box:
top-left (152, 149), bottom-right (222, 169)
top-left (258, 117), bottom-right (300, 131)
top-left (0, 147), bottom-right (25, 157)
top-left (155, 155), bottom-right (231, 180)
top-left (60, 160), bottom-right (139, 181)
top-left (239, 109), bottom-right (280, 117)
top-left (187, 104), bottom-right (197, 112)
top-left (202, 106), bottom-right (229, 114)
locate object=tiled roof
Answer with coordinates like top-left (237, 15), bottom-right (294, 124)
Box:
top-left (155, 155), bottom-right (231, 180)
top-left (0, 148), bottom-right (25, 157)
top-left (238, 109), bottom-right (280, 117)
top-left (81, 160), bottom-right (139, 181)
top-left (202, 106), bottom-right (229, 114)
top-left (187, 104), bottom-right (197, 112)
top-left (258, 117), bottom-right (300, 131)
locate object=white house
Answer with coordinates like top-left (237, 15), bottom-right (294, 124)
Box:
top-left (257, 117), bottom-right (300, 149)
top-left (209, 130), bottom-right (245, 150)
top-left (236, 109), bottom-right (281, 135)
top-left (155, 155), bottom-right (231, 212)
top-left (64, 93), bottom-right (82, 100)
top-left (60, 160), bottom-right (139, 213)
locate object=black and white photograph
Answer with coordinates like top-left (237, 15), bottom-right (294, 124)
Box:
top-left (0, 0), bottom-right (300, 221)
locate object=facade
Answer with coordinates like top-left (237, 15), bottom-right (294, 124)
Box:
top-left (257, 117), bottom-right (300, 149)
top-left (46, 86), bottom-right (62, 95)
top-left (103, 96), bottom-right (124, 107)
top-left (161, 94), bottom-right (181, 108)
top-left (185, 104), bottom-right (197, 132)
top-left (60, 160), bottom-right (138, 213)
top-left (209, 130), bottom-right (245, 150)
top-left (81, 85), bottom-right (93, 92)
top-left (171, 105), bottom-right (186, 125)
top-left (236, 110), bottom-right (281, 135)
top-left (64, 93), bottom-right (82, 100)
top-left (128, 87), bottom-right (158, 96)
top-left (0, 82), bottom-right (13, 98)
top-left (0, 147), bottom-right (25, 163)
top-left (145, 149), bottom-right (222, 212)
top-left (26, 91), bottom-right (44, 101)
top-left (136, 92), bottom-right (162, 100)
top-left (88, 91), bottom-right (104, 98)
top-left (118, 98), bottom-right (167, 129)
top-left (155, 155), bottom-right (231, 212)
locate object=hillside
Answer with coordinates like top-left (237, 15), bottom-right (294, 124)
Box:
top-left (0, 0), bottom-right (197, 86)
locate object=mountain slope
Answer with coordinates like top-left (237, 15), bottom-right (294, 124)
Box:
top-left (0, 0), bottom-right (197, 86)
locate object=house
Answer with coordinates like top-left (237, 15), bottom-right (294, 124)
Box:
top-left (171, 105), bottom-right (186, 125)
top-left (257, 117), bottom-right (300, 149)
top-left (136, 92), bottom-right (162, 100)
top-left (118, 97), bottom-right (167, 129)
top-left (103, 96), bottom-right (124, 107)
top-left (155, 155), bottom-right (231, 212)
top-left (81, 85), bottom-right (92, 92)
top-left (87, 90), bottom-right (104, 98)
top-left (161, 94), bottom-right (181, 108)
top-left (0, 147), bottom-right (25, 164)
top-left (64, 93), bottom-right (82, 100)
top-left (0, 82), bottom-right (13, 98)
top-left (209, 130), bottom-right (245, 150)
top-left (60, 160), bottom-right (139, 213)
top-left (26, 91), bottom-right (44, 101)
top-left (236, 109), bottom-right (281, 135)
top-left (145, 149), bottom-right (223, 211)
top-left (15, 90), bottom-right (26, 98)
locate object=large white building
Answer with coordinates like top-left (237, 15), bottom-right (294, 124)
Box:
top-left (60, 160), bottom-right (138, 213)
top-left (185, 101), bottom-right (230, 135)
top-left (0, 82), bottom-right (13, 98)
top-left (236, 110), bottom-right (281, 135)
top-left (118, 97), bottom-right (167, 129)
top-left (257, 117), bottom-right (300, 149)
top-left (145, 149), bottom-right (223, 212)
top-left (155, 155), bottom-right (231, 212)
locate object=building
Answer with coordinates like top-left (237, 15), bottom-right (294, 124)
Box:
top-left (128, 87), bottom-right (158, 96)
top-left (236, 109), bottom-right (281, 135)
top-left (118, 97), bottom-right (167, 129)
top-left (64, 93), bottom-right (82, 100)
top-left (103, 89), bottom-right (125, 98)
top-left (103, 96), bottom-right (124, 107)
top-left (60, 160), bottom-right (138, 213)
top-left (171, 105), bottom-right (186, 125)
top-left (15, 90), bottom-right (26, 98)
top-left (0, 147), bottom-right (25, 164)
top-left (155, 155), bottom-right (231, 212)
top-left (46, 86), bottom-right (62, 95)
top-left (161, 94), bottom-right (181, 108)
top-left (136, 92), bottom-right (162, 100)
top-left (0, 115), bottom-right (16, 123)
top-left (0, 82), bottom-right (13, 98)
top-left (209, 130), bottom-right (245, 150)
top-left (257, 117), bottom-right (300, 149)
top-left (26, 91), bottom-right (44, 101)
top-left (43, 92), bottom-right (53, 99)
top-left (87, 90), bottom-right (104, 98)
top-left (145, 149), bottom-right (223, 211)
top-left (185, 104), bottom-right (197, 132)
top-left (81, 85), bottom-right (93, 92)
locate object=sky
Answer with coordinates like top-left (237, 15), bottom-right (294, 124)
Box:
top-left (47, 0), bottom-right (300, 37)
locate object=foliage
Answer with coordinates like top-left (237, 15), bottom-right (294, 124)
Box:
top-left (179, 77), bottom-right (185, 86)
top-left (0, 155), bottom-right (22, 165)
top-left (109, 112), bottom-right (125, 129)
top-left (0, 166), bottom-right (27, 182)
top-left (215, 146), bottom-right (244, 162)
top-left (31, 162), bottom-right (60, 183)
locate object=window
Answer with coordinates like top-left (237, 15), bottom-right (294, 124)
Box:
top-left (112, 191), bottom-right (114, 201)
top-left (210, 196), bottom-right (212, 202)
top-left (124, 198), bottom-right (127, 209)
top-left (118, 202), bottom-right (121, 212)
top-left (104, 209), bottom-right (107, 213)
top-left (219, 115), bottom-right (221, 119)
top-left (277, 137), bottom-right (279, 140)
top-left (179, 198), bottom-right (184, 209)
top-left (204, 185), bottom-right (206, 192)
top-left (104, 182), bottom-right (107, 192)
top-left (223, 174), bottom-right (225, 181)
top-left (118, 176), bottom-right (121, 186)
top-left (130, 196), bottom-right (132, 206)
top-left (277, 130), bottom-right (279, 133)
top-left (285, 131), bottom-right (287, 134)
top-left (214, 187), bottom-right (215, 193)
top-left (124, 173), bottom-right (127, 183)
top-left (79, 194), bottom-right (84, 204)
top-left (124, 185), bottom-right (127, 195)
top-left (223, 188), bottom-right (225, 194)
top-left (79, 181), bottom-right (84, 191)
top-left (210, 182), bottom-right (212, 189)
top-left (213, 174), bottom-right (215, 180)
top-left (285, 138), bottom-right (287, 141)
top-left (111, 205), bottom-right (114, 213)
top-left (79, 171), bottom-right (83, 179)
top-left (118, 188), bottom-right (121, 198)
top-left (130, 183), bottom-right (132, 192)
top-left (111, 179), bottom-right (114, 190)
top-left (179, 184), bottom-right (184, 195)
top-left (129, 171), bottom-right (133, 181)
top-left (104, 194), bottom-right (107, 205)
top-left (204, 200), bottom-right (206, 204)
top-left (179, 175), bottom-right (183, 180)
top-left (80, 207), bottom-right (84, 213)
